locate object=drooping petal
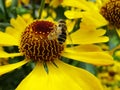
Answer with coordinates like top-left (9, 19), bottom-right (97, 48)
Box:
top-left (65, 10), bottom-right (108, 27)
top-left (81, 12), bottom-right (108, 28)
top-left (62, 45), bottom-right (113, 65)
top-left (0, 31), bottom-right (19, 46)
top-left (46, 62), bottom-right (82, 90)
top-left (16, 60), bottom-right (103, 90)
top-left (55, 60), bottom-right (103, 90)
top-left (16, 63), bottom-right (49, 90)
top-left (0, 49), bottom-right (23, 58)
top-left (63, 0), bottom-right (108, 27)
top-left (67, 29), bottom-right (109, 44)
top-left (82, 11), bottom-right (108, 27)
top-left (66, 15), bottom-right (108, 45)
top-left (0, 59), bottom-right (29, 75)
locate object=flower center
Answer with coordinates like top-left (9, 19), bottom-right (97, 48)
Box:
top-left (19, 20), bottom-right (64, 62)
top-left (100, 0), bottom-right (120, 29)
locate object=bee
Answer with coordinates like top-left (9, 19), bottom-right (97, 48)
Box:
top-left (57, 19), bottom-right (67, 44)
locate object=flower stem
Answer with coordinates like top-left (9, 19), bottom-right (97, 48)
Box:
top-left (1, 0), bottom-right (9, 21)
top-left (38, 0), bottom-right (45, 19)
top-left (31, 0), bottom-right (36, 19)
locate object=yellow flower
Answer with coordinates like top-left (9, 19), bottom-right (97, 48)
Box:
top-left (99, 0), bottom-right (120, 37)
top-left (98, 60), bottom-right (120, 90)
top-left (61, 0), bottom-right (113, 47)
top-left (110, 45), bottom-right (120, 56)
top-left (62, 0), bottom-right (108, 28)
top-left (62, 0), bottom-right (120, 36)
top-left (45, 0), bottom-right (63, 8)
top-left (99, 0), bottom-right (120, 29)
top-left (18, 0), bottom-right (30, 6)
top-left (115, 50), bottom-right (120, 57)
top-left (66, 18), bottom-right (109, 45)
top-left (0, 15), bottom-right (113, 90)
top-left (5, 0), bottom-right (12, 7)
top-left (50, 0), bottom-right (63, 8)
top-left (21, 13), bottom-right (33, 23)
top-left (5, 0), bottom-right (30, 7)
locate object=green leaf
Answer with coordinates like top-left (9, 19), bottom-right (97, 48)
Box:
top-left (0, 0), bottom-right (9, 21)
top-left (0, 0), bottom-right (4, 13)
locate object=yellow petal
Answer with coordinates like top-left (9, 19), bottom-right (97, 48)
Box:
top-left (47, 62), bottom-right (82, 90)
top-left (80, 17), bottom-right (106, 31)
top-left (67, 29), bottom-right (109, 44)
top-left (0, 59), bottom-right (29, 75)
top-left (16, 62), bottom-right (49, 90)
top-left (5, 0), bottom-right (12, 7)
top-left (116, 29), bottom-right (120, 37)
top-left (110, 45), bottom-right (120, 56)
top-left (65, 0), bottom-right (101, 11)
top-left (16, 60), bottom-right (103, 90)
top-left (66, 19), bottom-right (76, 32)
top-left (95, 0), bottom-right (103, 8)
top-left (65, 10), bottom-right (107, 27)
top-left (0, 49), bottom-right (23, 58)
top-left (62, 45), bottom-right (114, 65)
top-left (0, 31), bottom-right (19, 46)
top-left (63, 0), bottom-right (108, 27)
top-left (6, 27), bottom-right (22, 41)
top-left (55, 60), bottom-right (103, 90)
top-left (50, 0), bottom-right (62, 8)
top-left (62, 0), bottom-right (94, 11)
top-left (82, 11), bottom-right (108, 27)
top-left (10, 15), bottom-right (27, 33)
top-left (115, 50), bottom-right (120, 57)
top-left (6, 15), bottom-right (29, 44)
top-left (65, 44), bottom-right (103, 52)
top-left (0, 58), bottom-right (8, 65)
top-left (64, 10), bottom-right (83, 19)
top-left (21, 14), bottom-right (33, 23)
top-left (22, 0), bottom-right (29, 5)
